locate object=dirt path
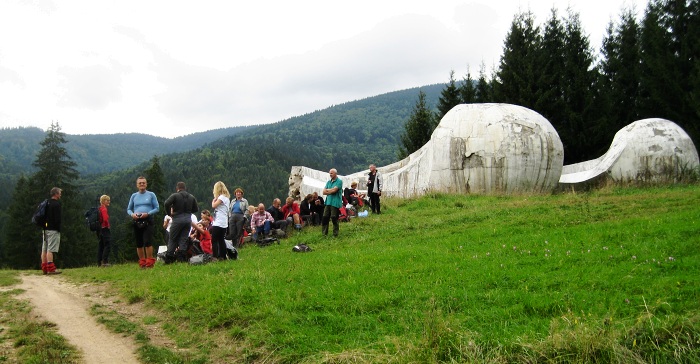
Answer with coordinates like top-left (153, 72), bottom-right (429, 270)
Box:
top-left (17, 274), bottom-right (141, 364)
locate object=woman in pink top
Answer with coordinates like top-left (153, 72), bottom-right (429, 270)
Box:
top-left (98, 195), bottom-right (112, 267)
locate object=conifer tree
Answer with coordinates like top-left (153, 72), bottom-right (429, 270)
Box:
top-left (599, 9), bottom-right (642, 145)
top-left (535, 9), bottom-right (567, 127)
top-left (437, 70), bottom-right (462, 120)
top-left (4, 122), bottom-right (92, 268)
top-left (459, 67), bottom-right (477, 103)
top-left (3, 175), bottom-right (36, 268)
top-left (398, 90), bottom-right (436, 159)
top-left (639, 0), bottom-right (700, 143)
top-left (475, 63), bottom-right (493, 103)
top-left (493, 11), bottom-right (541, 107)
top-left (560, 10), bottom-right (600, 162)
top-left (143, 156), bottom-right (167, 247)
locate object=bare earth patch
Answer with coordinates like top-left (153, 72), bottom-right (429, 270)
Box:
top-left (16, 273), bottom-right (177, 364)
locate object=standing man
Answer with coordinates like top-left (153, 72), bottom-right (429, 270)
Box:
top-left (127, 176), bottom-right (160, 268)
top-left (97, 195), bottom-right (112, 267)
top-left (163, 182), bottom-right (199, 263)
top-left (41, 187), bottom-right (62, 275)
top-left (321, 168), bottom-right (343, 237)
top-left (367, 164), bottom-right (383, 214)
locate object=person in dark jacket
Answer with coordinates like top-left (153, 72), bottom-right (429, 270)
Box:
top-left (267, 198), bottom-right (289, 231)
top-left (41, 187), bottom-right (62, 275)
top-left (163, 182), bottom-right (199, 263)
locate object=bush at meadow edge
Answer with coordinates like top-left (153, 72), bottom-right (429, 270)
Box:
top-left (67, 185), bottom-right (700, 363)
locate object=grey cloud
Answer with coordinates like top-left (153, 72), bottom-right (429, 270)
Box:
top-left (57, 60), bottom-right (128, 110)
top-left (0, 65), bottom-right (24, 87)
top-left (139, 12), bottom-right (503, 128)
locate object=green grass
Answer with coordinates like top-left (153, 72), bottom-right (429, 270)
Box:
top-left (59, 185), bottom-right (700, 362)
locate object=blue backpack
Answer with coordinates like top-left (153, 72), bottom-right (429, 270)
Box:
top-left (31, 199), bottom-right (49, 228)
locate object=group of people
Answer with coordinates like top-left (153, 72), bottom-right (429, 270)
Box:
top-left (38, 164), bottom-right (383, 271)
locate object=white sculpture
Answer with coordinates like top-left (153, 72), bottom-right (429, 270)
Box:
top-left (289, 107), bottom-right (699, 199)
top-left (560, 118), bottom-right (699, 184)
top-left (289, 103), bottom-right (565, 198)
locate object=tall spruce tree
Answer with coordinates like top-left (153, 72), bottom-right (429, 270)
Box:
top-left (535, 9), bottom-right (567, 129)
top-left (4, 122), bottom-right (93, 268)
top-left (475, 63), bottom-right (493, 103)
top-left (143, 156), bottom-right (167, 247)
top-left (3, 175), bottom-right (36, 268)
top-left (437, 70), bottom-right (462, 120)
top-left (398, 90), bottom-right (436, 159)
top-left (640, 0), bottom-right (700, 143)
top-left (599, 9), bottom-right (642, 147)
top-left (494, 11), bottom-right (541, 107)
top-left (560, 9), bottom-right (600, 162)
top-left (460, 67), bottom-right (477, 103)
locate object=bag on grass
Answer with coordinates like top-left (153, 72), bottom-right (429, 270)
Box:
top-left (189, 253), bottom-right (213, 265)
top-left (292, 244), bottom-right (312, 252)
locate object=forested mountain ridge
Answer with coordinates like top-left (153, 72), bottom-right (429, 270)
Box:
top-left (0, 125), bottom-right (256, 176)
top-left (85, 84), bottom-right (444, 213)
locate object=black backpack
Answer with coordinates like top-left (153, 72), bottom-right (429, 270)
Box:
top-left (84, 206), bottom-right (100, 232)
top-left (31, 199), bottom-right (49, 228)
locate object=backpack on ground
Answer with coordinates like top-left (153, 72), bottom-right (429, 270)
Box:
top-left (84, 206), bottom-right (100, 232)
top-left (292, 244), bottom-right (312, 252)
top-left (31, 199), bottom-right (49, 228)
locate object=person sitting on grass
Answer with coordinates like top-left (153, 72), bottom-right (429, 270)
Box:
top-left (344, 181), bottom-right (366, 208)
top-left (190, 219), bottom-right (213, 255)
top-left (299, 194), bottom-right (319, 226)
top-left (281, 197), bottom-right (302, 230)
top-left (250, 203), bottom-right (274, 240)
top-left (267, 198), bottom-right (289, 231)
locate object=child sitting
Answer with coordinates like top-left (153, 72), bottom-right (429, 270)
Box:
top-left (191, 219), bottom-right (213, 255)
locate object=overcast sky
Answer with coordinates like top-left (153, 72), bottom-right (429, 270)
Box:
top-left (0, 0), bottom-right (648, 139)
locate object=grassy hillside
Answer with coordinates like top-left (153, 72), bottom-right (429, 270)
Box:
top-left (27, 184), bottom-right (699, 363)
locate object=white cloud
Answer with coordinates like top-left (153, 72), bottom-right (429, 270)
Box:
top-left (0, 0), bottom-right (650, 138)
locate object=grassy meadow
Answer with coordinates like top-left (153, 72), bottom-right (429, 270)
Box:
top-left (4, 184), bottom-right (700, 363)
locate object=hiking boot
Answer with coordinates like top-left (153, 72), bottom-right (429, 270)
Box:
top-left (139, 258), bottom-right (147, 269)
top-left (41, 263), bottom-right (47, 275)
top-left (145, 258), bottom-right (156, 268)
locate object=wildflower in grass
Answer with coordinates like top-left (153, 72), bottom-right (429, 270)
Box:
top-left (603, 246), bottom-right (609, 250)
top-left (513, 246), bottom-right (517, 251)
top-left (668, 256), bottom-right (675, 261)
top-left (486, 252), bottom-right (490, 256)
top-left (632, 256), bottom-right (636, 260)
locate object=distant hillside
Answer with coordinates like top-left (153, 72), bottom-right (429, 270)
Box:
top-left (102, 84), bottom-right (445, 207)
top-left (0, 125), bottom-right (255, 176)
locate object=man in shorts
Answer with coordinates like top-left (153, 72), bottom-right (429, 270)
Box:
top-left (42, 187), bottom-right (62, 275)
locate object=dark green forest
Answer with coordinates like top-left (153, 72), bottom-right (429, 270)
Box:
top-left (1, 0), bottom-right (698, 269)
